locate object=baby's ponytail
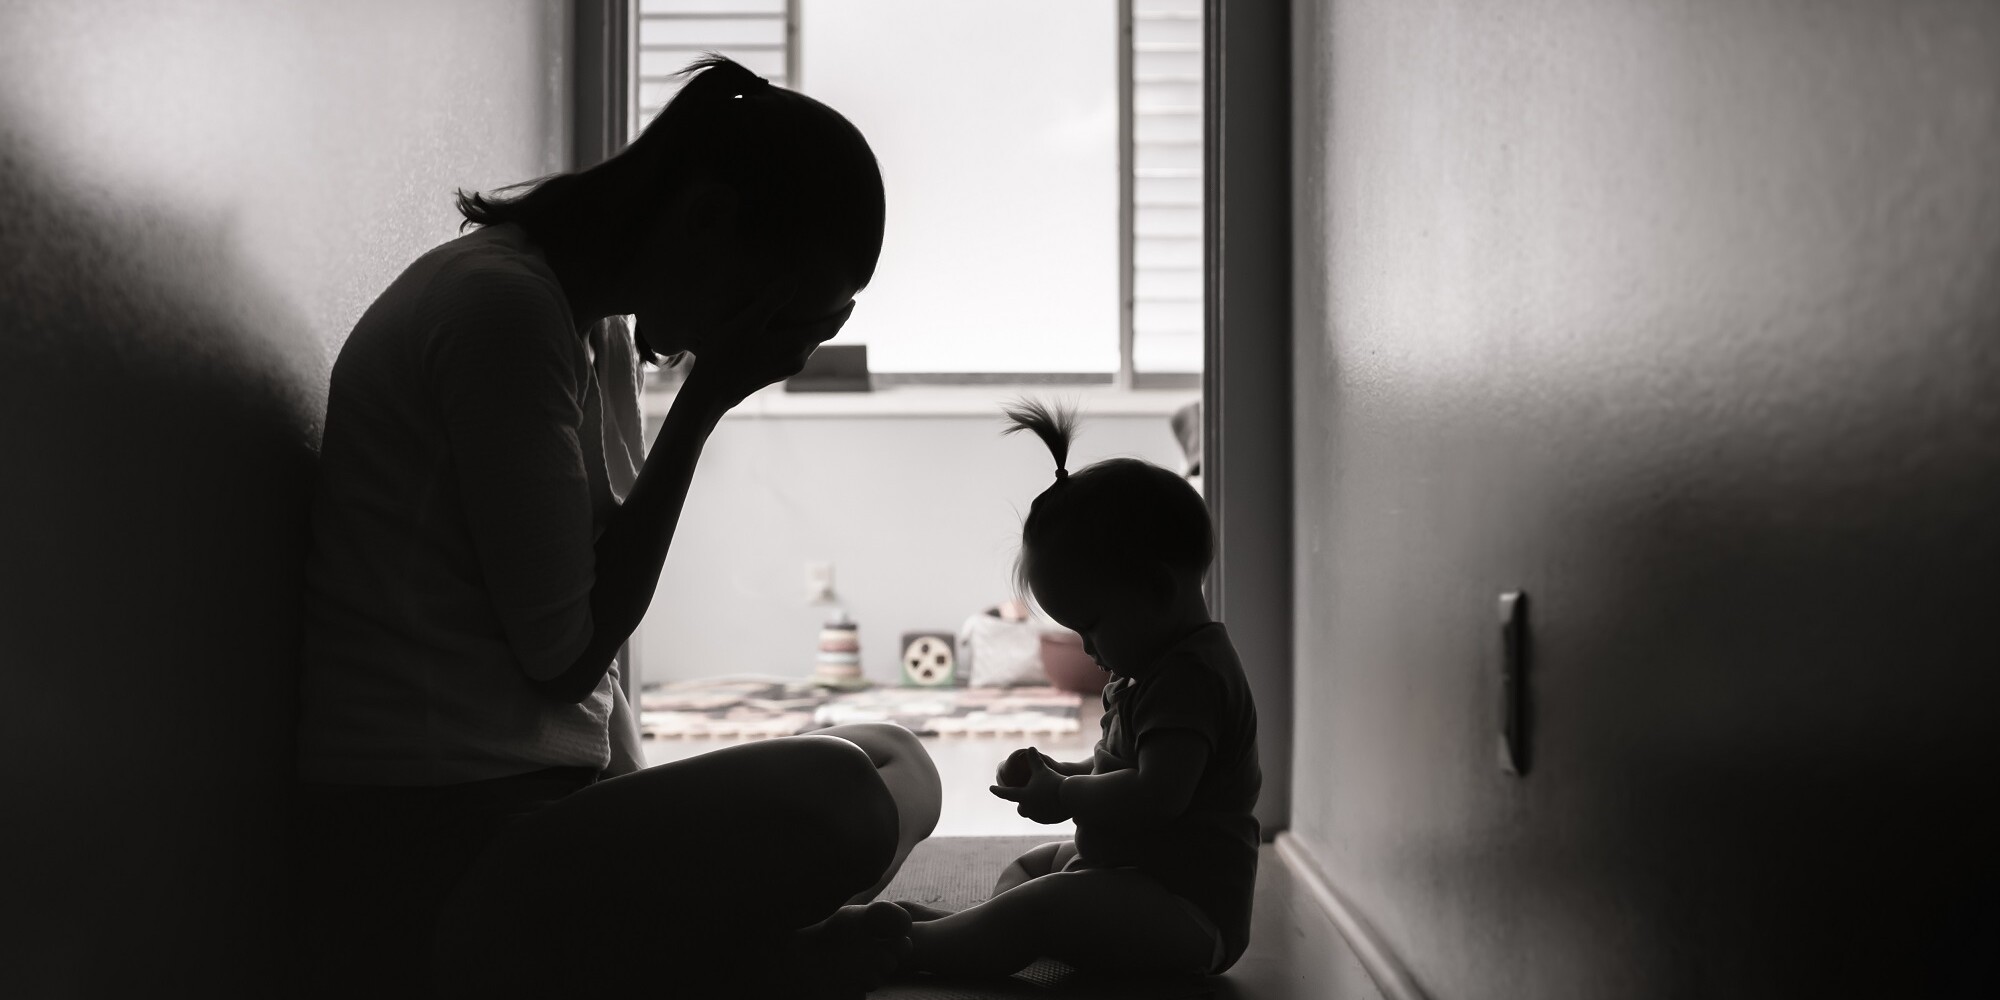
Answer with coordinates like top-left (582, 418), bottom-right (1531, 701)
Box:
top-left (1005, 397), bottom-right (1214, 598)
top-left (1001, 398), bottom-right (1079, 483)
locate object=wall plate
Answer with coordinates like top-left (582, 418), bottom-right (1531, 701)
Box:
top-left (1498, 591), bottom-right (1529, 776)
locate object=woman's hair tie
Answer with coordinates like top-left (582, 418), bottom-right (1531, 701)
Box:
top-left (1054, 468), bottom-right (1069, 483)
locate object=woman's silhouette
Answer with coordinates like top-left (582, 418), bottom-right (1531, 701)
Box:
top-left (292, 57), bottom-right (936, 998)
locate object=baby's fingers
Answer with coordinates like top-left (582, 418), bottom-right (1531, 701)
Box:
top-left (989, 784), bottom-right (1024, 802)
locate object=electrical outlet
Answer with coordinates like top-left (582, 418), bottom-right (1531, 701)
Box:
top-left (805, 562), bottom-right (836, 605)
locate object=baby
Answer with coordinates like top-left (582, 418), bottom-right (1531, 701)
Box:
top-left (896, 399), bottom-right (1261, 978)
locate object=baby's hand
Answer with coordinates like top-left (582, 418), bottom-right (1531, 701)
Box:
top-left (990, 753), bottom-right (1069, 824)
top-left (995, 747), bottom-right (1042, 788)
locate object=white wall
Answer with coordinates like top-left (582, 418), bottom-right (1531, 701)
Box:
top-left (0, 3), bottom-right (565, 993)
top-left (1291, 1), bottom-right (2000, 997)
top-left (638, 404), bottom-right (1192, 686)
top-left (799, 0), bottom-right (1120, 373)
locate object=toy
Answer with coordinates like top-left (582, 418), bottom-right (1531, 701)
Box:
top-left (900, 631), bottom-right (957, 687)
top-left (813, 609), bottom-right (867, 689)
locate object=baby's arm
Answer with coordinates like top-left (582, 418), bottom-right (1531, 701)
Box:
top-left (1058, 729), bottom-right (1208, 823)
top-left (992, 731), bottom-right (1209, 824)
top-left (995, 746), bottom-right (1089, 789)
top-left (1045, 756), bottom-right (1094, 776)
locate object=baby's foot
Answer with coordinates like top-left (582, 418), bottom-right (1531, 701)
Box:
top-left (892, 901), bottom-right (955, 922)
top-left (780, 900), bottom-right (913, 999)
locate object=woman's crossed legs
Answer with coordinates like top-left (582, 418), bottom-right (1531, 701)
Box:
top-left (433, 723), bottom-right (939, 999)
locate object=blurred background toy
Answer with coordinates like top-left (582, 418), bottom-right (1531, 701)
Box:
top-left (1039, 629), bottom-right (1105, 695)
top-left (812, 608), bottom-right (867, 689)
top-left (958, 598), bottom-right (1046, 687)
top-left (899, 631), bottom-right (957, 687)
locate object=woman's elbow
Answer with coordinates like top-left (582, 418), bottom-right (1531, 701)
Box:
top-left (527, 654), bottom-right (615, 704)
top-left (515, 622), bottom-right (604, 704)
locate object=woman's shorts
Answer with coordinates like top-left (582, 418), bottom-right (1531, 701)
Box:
top-left (291, 766), bottom-right (598, 997)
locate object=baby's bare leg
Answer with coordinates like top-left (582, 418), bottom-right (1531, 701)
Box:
top-left (901, 840), bottom-right (1076, 923)
top-left (907, 868), bottom-right (1216, 978)
top-left (895, 841), bottom-right (1075, 924)
top-left (992, 840), bottom-right (1078, 896)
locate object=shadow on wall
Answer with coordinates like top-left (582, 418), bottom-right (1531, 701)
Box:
top-left (0, 122), bottom-right (320, 994)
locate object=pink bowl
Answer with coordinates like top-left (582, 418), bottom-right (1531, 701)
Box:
top-left (1040, 630), bottom-right (1107, 695)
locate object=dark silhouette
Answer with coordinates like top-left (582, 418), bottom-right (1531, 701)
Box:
top-left (290, 57), bottom-right (937, 998)
top-left (894, 400), bottom-right (1262, 978)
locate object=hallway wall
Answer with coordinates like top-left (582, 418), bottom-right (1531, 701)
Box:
top-left (1289, 2), bottom-right (2000, 997)
top-left (0, 3), bottom-right (565, 993)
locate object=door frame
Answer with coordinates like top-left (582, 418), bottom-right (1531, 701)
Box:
top-left (1203, 0), bottom-right (1293, 834)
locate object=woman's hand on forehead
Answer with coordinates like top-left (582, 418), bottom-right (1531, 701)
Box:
top-left (683, 286), bottom-right (856, 409)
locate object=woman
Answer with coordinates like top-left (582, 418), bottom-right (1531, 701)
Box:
top-left (292, 58), bottom-right (937, 998)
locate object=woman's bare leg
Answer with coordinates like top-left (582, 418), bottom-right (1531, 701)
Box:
top-left (907, 868), bottom-right (1216, 979)
top-left (433, 731), bottom-right (934, 998)
top-left (800, 723), bottom-right (941, 904)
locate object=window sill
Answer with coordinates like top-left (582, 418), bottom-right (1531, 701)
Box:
top-left (641, 383), bottom-right (1199, 420)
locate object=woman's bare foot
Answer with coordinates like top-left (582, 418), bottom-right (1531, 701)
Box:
top-left (893, 901), bottom-right (954, 922)
top-left (778, 900), bottom-right (913, 999)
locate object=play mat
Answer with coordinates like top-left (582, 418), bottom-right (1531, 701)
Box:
top-left (639, 678), bottom-right (1083, 740)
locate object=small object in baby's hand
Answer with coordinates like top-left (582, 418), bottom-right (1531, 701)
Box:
top-left (996, 747), bottom-right (1041, 788)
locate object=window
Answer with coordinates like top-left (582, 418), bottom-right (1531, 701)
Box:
top-left (631, 0), bottom-right (794, 136)
top-left (629, 0), bottom-right (1200, 386)
top-left (1126, 0), bottom-right (1203, 381)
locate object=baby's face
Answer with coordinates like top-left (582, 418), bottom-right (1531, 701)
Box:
top-left (1028, 561), bottom-right (1165, 678)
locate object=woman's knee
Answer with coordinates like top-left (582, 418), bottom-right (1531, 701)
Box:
top-left (809, 725), bottom-right (939, 824)
top-left (813, 722), bottom-right (930, 771)
top-left (785, 735), bottom-right (901, 872)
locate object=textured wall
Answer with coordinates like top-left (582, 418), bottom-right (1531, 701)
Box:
top-left (1290, 1), bottom-right (2000, 997)
top-left (639, 409), bottom-right (1191, 687)
top-left (0, 2), bottom-right (564, 993)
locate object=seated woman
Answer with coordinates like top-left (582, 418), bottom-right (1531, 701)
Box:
top-left (291, 57), bottom-right (937, 999)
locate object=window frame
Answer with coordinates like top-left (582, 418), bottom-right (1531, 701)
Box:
top-left (615, 0), bottom-right (1198, 390)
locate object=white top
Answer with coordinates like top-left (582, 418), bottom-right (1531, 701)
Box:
top-left (297, 224), bottom-right (641, 786)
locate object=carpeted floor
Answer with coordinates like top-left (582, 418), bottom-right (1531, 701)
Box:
top-left (873, 837), bottom-right (1219, 1000)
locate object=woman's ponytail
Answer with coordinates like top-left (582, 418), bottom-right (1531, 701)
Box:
top-left (675, 53), bottom-right (773, 101)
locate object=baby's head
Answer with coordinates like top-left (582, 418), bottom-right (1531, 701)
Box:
top-left (1003, 399), bottom-right (1213, 677)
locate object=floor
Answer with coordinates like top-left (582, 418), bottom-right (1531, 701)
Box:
top-left (642, 712), bottom-right (1384, 999)
top-left (869, 836), bottom-right (1381, 999)
top-left (641, 699), bottom-right (1104, 837)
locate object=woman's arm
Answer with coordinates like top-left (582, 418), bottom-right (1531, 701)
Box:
top-left (527, 384), bottom-right (727, 702)
top-left (529, 291), bottom-right (855, 704)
